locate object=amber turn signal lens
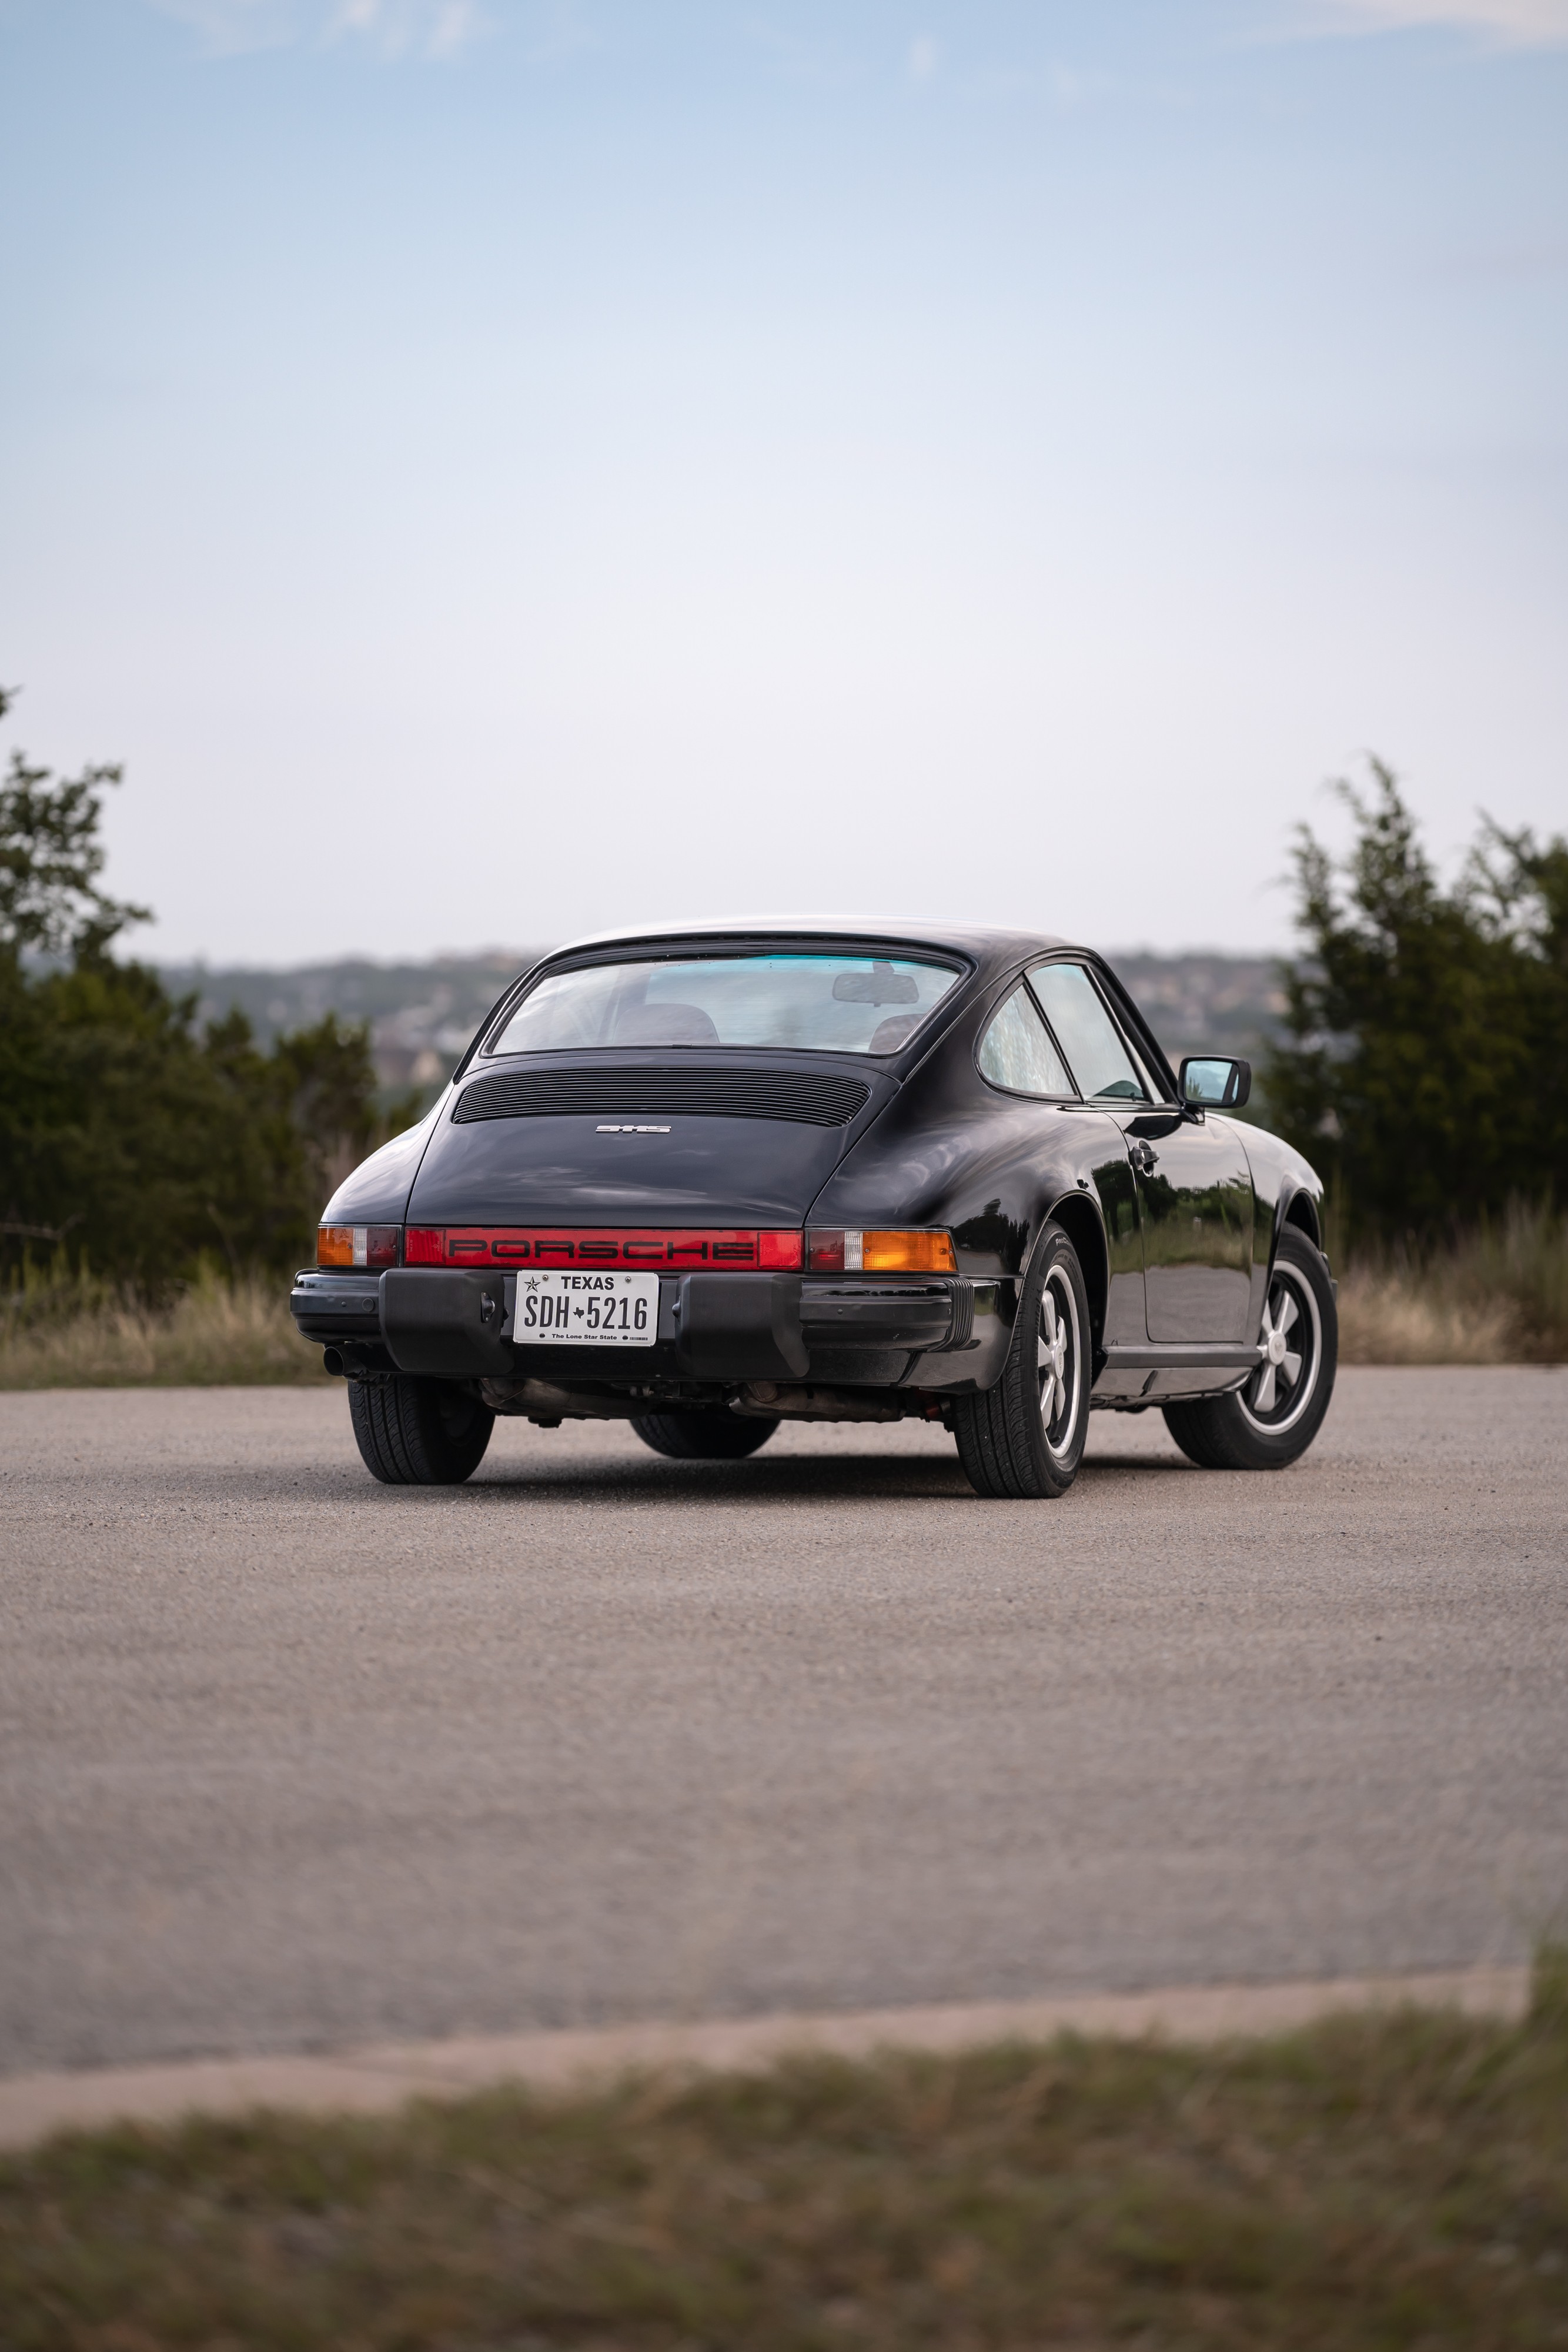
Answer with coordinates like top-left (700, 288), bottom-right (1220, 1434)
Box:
top-left (862, 1230), bottom-right (957, 1273)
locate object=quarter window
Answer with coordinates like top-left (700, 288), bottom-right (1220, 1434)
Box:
top-left (1028, 963), bottom-right (1149, 1101)
top-left (978, 986), bottom-right (1075, 1098)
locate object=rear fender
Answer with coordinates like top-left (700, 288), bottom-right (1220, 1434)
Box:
top-left (320, 1100), bottom-right (447, 1227)
top-left (1233, 1126), bottom-right (1328, 1325)
top-left (1039, 1190), bottom-right (1109, 1359)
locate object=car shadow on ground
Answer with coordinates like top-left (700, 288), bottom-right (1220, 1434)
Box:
top-left (14, 1448), bottom-right (1195, 1517)
top-left (466, 1452), bottom-right (976, 1502)
top-left (443, 1451), bottom-right (1199, 1504)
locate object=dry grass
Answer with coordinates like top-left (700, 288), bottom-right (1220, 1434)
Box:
top-left (4, 1953), bottom-right (1567, 2351)
top-left (1336, 1201), bottom-right (1568, 1365)
top-left (1336, 1267), bottom-right (1517, 1364)
top-left (2, 1204), bottom-right (1563, 1385)
top-left (0, 1263), bottom-right (323, 1389)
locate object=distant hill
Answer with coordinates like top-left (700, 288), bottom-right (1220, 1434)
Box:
top-left (161, 948), bottom-right (1290, 1102)
top-left (159, 953), bottom-right (547, 1096)
top-left (1102, 952), bottom-right (1288, 1071)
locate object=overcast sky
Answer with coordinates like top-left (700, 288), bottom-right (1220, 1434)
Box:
top-left (2, 0), bottom-right (1564, 965)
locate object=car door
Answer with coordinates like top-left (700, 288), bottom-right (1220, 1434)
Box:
top-left (1027, 960), bottom-right (1254, 1343)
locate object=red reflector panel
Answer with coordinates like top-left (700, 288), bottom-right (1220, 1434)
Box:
top-left (403, 1227), bottom-right (804, 1269)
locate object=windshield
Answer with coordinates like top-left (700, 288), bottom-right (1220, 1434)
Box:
top-left (489, 953), bottom-right (962, 1057)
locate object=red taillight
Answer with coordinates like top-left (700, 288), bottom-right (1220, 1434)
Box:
top-left (399, 1227), bottom-right (952, 1272)
top-left (317, 1224), bottom-right (399, 1269)
top-left (399, 1227), bottom-right (804, 1269)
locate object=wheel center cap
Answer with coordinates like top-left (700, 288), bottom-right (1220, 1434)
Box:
top-left (1267, 1328), bottom-right (1288, 1365)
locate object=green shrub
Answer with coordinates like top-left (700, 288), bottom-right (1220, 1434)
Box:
top-left (1268, 763), bottom-right (1568, 1245)
top-left (1, 695), bottom-right (413, 1292)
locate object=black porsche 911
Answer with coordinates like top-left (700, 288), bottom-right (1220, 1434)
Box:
top-left (290, 921), bottom-right (1337, 1498)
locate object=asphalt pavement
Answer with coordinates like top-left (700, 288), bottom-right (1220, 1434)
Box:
top-left (2, 1368), bottom-right (1564, 2074)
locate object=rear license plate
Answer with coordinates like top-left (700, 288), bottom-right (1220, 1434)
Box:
top-left (510, 1270), bottom-right (659, 1347)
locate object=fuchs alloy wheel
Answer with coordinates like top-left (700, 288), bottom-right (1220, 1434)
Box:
top-left (630, 1409), bottom-right (780, 1459)
top-left (952, 1220), bottom-right (1091, 1499)
top-left (348, 1375), bottom-right (495, 1485)
top-left (1162, 1225), bottom-right (1338, 1471)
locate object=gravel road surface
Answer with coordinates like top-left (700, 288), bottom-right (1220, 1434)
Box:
top-left (3, 1369), bottom-right (1565, 2073)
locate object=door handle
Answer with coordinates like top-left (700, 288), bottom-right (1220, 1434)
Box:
top-left (1129, 1139), bottom-right (1158, 1175)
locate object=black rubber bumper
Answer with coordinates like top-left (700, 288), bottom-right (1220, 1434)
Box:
top-left (290, 1267), bottom-right (511, 1379)
top-left (292, 1268), bottom-right (972, 1382)
top-left (290, 1269), bottom-right (384, 1339)
top-left (664, 1276), bottom-right (965, 1379)
top-left (381, 1268), bottom-right (512, 1378)
top-left (800, 1280), bottom-right (968, 1350)
top-left (671, 1273), bottom-right (808, 1381)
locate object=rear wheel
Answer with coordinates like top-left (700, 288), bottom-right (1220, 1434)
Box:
top-left (630, 1409), bottom-right (780, 1459)
top-left (951, 1221), bottom-right (1090, 1499)
top-left (1162, 1225), bottom-right (1337, 1471)
top-left (348, 1376), bottom-right (495, 1485)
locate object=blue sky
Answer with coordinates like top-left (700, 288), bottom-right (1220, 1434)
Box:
top-left (2, 0), bottom-right (1564, 963)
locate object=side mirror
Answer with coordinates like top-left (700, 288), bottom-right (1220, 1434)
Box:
top-left (1179, 1055), bottom-right (1251, 1110)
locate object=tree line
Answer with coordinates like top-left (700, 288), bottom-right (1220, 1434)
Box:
top-left (3, 691), bottom-right (1564, 1290)
top-left (1, 689), bottom-right (410, 1294)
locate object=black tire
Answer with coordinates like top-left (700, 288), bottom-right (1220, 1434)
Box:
top-left (1162, 1225), bottom-right (1338, 1471)
top-left (347, 1376), bottom-right (495, 1485)
top-left (952, 1221), bottom-right (1091, 1499)
top-left (629, 1409), bottom-right (780, 1459)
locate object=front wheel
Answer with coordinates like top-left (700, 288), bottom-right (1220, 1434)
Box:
top-left (630, 1409), bottom-right (780, 1459)
top-left (1162, 1225), bottom-right (1338, 1471)
top-left (348, 1376), bottom-right (495, 1485)
top-left (951, 1221), bottom-right (1091, 1499)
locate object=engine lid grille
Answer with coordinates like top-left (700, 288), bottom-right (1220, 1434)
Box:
top-left (452, 1065), bottom-right (872, 1129)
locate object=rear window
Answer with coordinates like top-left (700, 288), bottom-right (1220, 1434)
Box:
top-left (489, 953), bottom-right (961, 1057)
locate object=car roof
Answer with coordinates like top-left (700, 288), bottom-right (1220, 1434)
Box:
top-left (541, 916), bottom-right (1085, 987)
top-left (463, 918), bottom-right (1175, 1095)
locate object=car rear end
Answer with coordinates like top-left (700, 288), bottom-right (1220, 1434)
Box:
top-left (290, 935), bottom-right (1001, 1431)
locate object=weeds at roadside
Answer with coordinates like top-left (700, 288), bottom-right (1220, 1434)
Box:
top-left (3, 1204), bottom-right (1565, 1386)
top-left (1336, 1200), bottom-right (1568, 1364)
top-left (2, 1952), bottom-right (1566, 2350)
top-left (0, 1257), bottom-right (322, 1388)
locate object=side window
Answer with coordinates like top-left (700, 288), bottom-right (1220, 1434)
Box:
top-left (1028, 963), bottom-right (1149, 1102)
top-left (978, 986), bottom-right (1075, 1098)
